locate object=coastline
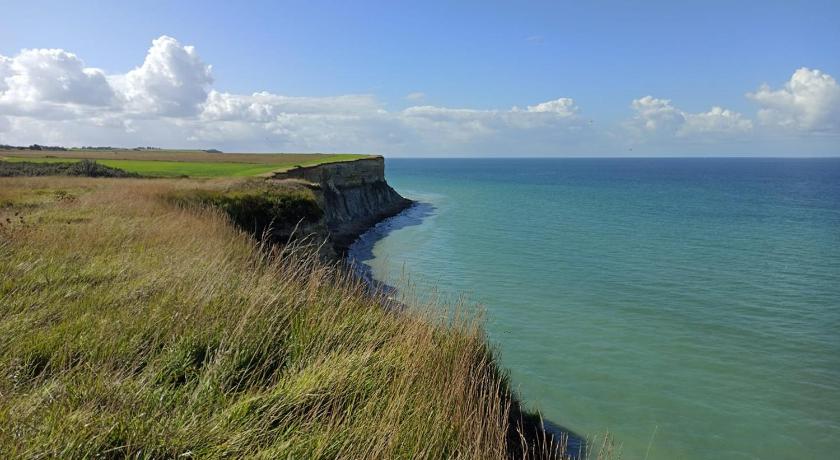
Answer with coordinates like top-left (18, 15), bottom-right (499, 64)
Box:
top-left (0, 157), bottom-right (589, 458)
top-left (346, 201), bottom-right (434, 291)
top-left (343, 195), bottom-right (587, 459)
top-left (2, 174), bottom-right (556, 458)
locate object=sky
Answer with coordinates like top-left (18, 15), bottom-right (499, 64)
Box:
top-left (1, 0), bottom-right (839, 156)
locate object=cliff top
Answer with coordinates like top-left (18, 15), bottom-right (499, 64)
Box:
top-left (0, 148), bottom-right (375, 178)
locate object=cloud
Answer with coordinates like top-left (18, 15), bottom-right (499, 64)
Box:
top-left (628, 96), bottom-right (751, 138)
top-left (0, 48), bottom-right (115, 117)
top-left (400, 106), bottom-right (498, 144)
top-left (192, 97), bottom-right (585, 154)
top-left (397, 99), bottom-right (581, 153)
top-left (201, 90), bottom-right (382, 122)
top-left (748, 67), bottom-right (840, 133)
top-left (194, 91), bottom-right (406, 152)
top-left (525, 98), bottom-right (578, 116)
top-left (0, 34), bottom-right (835, 155)
top-left (682, 107), bottom-right (753, 136)
top-left (0, 36), bottom-right (593, 154)
top-left (0, 57), bottom-right (11, 93)
top-left (405, 92), bottom-right (426, 102)
top-left (111, 35), bottom-right (213, 116)
top-left (0, 36), bottom-right (210, 120)
top-left (400, 99), bottom-right (583, 149)
top-left (630, 96), bottom-right (684, 132)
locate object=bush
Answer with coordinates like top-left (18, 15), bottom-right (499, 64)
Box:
top-left (166, 184), bottom-right (323, 237)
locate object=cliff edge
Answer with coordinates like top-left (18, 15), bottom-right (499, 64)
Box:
top-left (270, 156), bottom-right (412, 255)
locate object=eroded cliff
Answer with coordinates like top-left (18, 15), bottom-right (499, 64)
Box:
top-left (271, 156), bottom-right (412, 256)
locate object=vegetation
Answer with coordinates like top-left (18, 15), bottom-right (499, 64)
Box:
top-left (0, 176), bottom-right (600, 459)
top-left (1, 148), bottom-right (371, 178)
top-left (2, 158), bottom-right (301, 178)
top-left (0, 144), bottom-right (69, 151)
top-left (165, 181), bottom-right (324, 238)
top-left (0, 159), bottom-right (140, 178)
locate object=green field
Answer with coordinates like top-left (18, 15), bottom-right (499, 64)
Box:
top-left (0, 151), bottom-right (370, 178)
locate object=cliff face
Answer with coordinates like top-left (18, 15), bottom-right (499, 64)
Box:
top-left (271, 156), bottom-right (412, 256)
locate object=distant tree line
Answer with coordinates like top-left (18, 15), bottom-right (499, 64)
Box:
top-left (0, 159), bottom-right (140, 178)
top-left (0, 144), bottom-right (223, 153)
top-left (0, 144), bottom-right (69, 151)
top-left (0, 144), bottom-right (159, 151)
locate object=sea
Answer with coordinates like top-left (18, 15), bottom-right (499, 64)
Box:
top-left (348, 158), bottom-right (840, 460)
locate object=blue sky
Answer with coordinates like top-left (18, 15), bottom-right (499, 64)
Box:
top-left (1, 0), bottom-right (839, 156)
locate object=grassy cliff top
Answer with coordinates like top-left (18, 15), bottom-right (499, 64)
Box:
top-left (0, 149), bottom-right (373, 178)
top-left (0, 176), bottom-right (572, 459)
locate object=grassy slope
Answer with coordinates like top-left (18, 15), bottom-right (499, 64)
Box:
top-left (0, 150), bottom-right (371, 178)
top-left (0, 177), bottom-right (578, 459)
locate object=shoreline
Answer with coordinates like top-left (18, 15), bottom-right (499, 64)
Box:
top-left (343, 197), bottom-right (588, 459)
top-left (346, 200), bottom-right (434, 291)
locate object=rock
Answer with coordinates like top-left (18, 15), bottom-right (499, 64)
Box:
top-left (271, 157), bottom-right (412, 257)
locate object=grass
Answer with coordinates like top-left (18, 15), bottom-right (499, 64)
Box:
top-left (0, 176), bottom-right (601, 459)
top-left (0, 150), bottom-right (372, 178)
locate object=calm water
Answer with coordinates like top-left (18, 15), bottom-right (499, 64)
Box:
top-left (349, 158), bottom-right (840, 459)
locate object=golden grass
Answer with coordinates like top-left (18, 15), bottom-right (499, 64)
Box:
top-left (0, 177), bottom-right (597, 459)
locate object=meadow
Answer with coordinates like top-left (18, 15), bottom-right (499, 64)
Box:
top-left (0, 149), bottom-right (370, 178)
top-left (0, 176), bottom-right (605, 459)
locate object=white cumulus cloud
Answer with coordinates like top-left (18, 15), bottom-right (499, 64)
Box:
top-left (682, 107), bottom-right (753, 136)
top-left (111, 35), bottom-right (213, 117)
top-left (628, 96), bottom-right (752, 138)
top-left (525, 98), bottom-right (577, 116)
top-left (0, 48), bottom-right (115, 117)
top-left (630, 96), bottom-right (685, 132)
top-left (748, 67), bottom-right (840, 133)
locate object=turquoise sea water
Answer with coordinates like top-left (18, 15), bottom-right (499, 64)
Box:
top-left (349, 158), bottom-right (840, 459)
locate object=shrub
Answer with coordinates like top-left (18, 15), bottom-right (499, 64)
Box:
top-left (165, 183), bottom-right (322, 237)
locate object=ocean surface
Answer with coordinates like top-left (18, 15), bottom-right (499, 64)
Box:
top-left (348, 158), bottom-right (840, 460)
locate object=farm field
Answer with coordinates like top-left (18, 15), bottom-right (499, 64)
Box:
top-left (0, 150), bottom-right (371, 178)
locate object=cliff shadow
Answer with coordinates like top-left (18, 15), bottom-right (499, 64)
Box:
top-left (346, 201), bottom-right (436, 294)
top-left (544, 419), bottom-right (587, 459)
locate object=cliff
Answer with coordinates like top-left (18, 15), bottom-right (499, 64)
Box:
top-left (270, 156), bottom-right (412, 256)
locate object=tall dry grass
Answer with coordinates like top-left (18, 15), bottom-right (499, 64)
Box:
top-left (0, 177), bottom-right (596, 459)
